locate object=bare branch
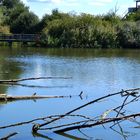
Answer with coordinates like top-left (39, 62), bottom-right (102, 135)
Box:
top-left (0, 114), bottom-right (91, 130)
top-left (32, 88), bottom-right (140, 132)
top-left (0, 132), bottom-right (18, 140)
top-left (55, 112), bottom-right (140, 132)
top-left (116, 95), bottom-right (129, 117)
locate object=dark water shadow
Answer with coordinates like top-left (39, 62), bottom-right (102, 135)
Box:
top-left (32, 131), bottom-right (53, 140)
top-left (56, 132), bottom-right (87, 140)
top-left (32, 131), bottom-right (88, 140)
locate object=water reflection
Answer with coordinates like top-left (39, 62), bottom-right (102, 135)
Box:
top-left (110, 123), bottom-right (137, 140)
top-left (33, 131), bottom-right (88, 140)
top-left (0, 54), bottom-right (23, 94)
top-left (0, 47), bottom-right (140, 139)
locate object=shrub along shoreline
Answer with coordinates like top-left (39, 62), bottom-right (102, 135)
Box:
top-left (39, 17), bottom-right (140, 48)
top-left (0, 0), bottom-right (140, 48)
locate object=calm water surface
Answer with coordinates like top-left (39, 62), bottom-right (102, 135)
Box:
top-left (0, 47), bottom-right (140, 140)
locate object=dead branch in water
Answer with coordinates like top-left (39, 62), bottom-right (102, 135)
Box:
top-left (0, 76), bottom-right (72, 84)
top-left (0, 90), bottom-right (83, 102)
top-left (32, 88), bottom-right (140, 133)
top-left (0, 132), bottom-right (18, 140)
top-left (0, 88), bottom-right (140, 138)
top-left (55, 112), bottom-right (140, 133)
top-left (0, 94), bottom-right (71, 101)
top-left (0, 114), bottom-right (90, 130)
top-left (39, 92), bottom-right (140, 132)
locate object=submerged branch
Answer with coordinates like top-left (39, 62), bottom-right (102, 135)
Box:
top-left (0, 114), bottom-right (90, 130)
top-left (2, 83), bottom-right (72, 89)
top-left (0, 87), bottom-right (140, 137)
top-left (116, 95), bottom-right (129, 117)
top-left (0, 132), bottom-right (18, 140)
top-left (32, 88), bottom-right (140, 132)
top-left (55, 112), bottom-right (140, 132)
top-left (0, 76), bottom-right (72, 84)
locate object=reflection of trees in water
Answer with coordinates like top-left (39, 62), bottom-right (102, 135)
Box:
top-left (0, 56), bottom-right (22, 94)
top-left (40, 48), bottom-right (140, 60)
top-left (32, 131), bottom-right (89, 140)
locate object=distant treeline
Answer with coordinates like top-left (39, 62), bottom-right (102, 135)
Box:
top-left (0, 0), bottom-right (140, 48)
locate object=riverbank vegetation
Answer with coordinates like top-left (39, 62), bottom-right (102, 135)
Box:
top-left (0, 0), bottom-right (140, 48)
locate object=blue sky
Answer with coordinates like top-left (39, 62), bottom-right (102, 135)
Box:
top-left (21, 0), bottom-right (136, 18)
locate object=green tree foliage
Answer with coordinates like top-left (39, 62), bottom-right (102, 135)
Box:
top-left (116, 21), bottom-right (140, 48)
top-left (37, 9), bottom-right (70, 32)
top-left (1, 0), bottom-right (20, 9)
top-left (126, 10), bottom-right (140, 21)
top-left (0, 7), bottom-right (3, 24)
top-left (0, 5), bottom-right (10, 33)
top-left (102, 10), bottom-right (121, 25)
top-left (39, 10), bottom-right (139, 48)
top-left (4, 3), bottom-right (28, 25)
top-left (0, 0), bottom-right (139, 48)
top-left (1, 0), bottom-right (39, 33)
top-left (0, 25), bottom-right (10, 33)
top-left (42, 13), bottom-right (118, 48)
top-left (10, 11), bottom-right (39, 33)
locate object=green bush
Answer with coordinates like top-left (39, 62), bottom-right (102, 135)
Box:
top-left (0, 25), bottom-right (10, 33)
top-left (116, 21), bottom-right (140, 48)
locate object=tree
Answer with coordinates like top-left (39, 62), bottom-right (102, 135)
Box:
top-left (1, 0), bottom-right (39, 33)
top-left (126, 10), bottom-right (140, 21)
top-left (0, 6), bottom-right (3, 24)
top-left (4, 3), bottom-right (28, 25)
top-left (0, 25), bottom-right (10, 33)
top-left (11, 11), bottom-right (39, 33)
top-left (39, 9), bottom-right (70, 31)
top-left (1, 0), bottom-right (21, 9)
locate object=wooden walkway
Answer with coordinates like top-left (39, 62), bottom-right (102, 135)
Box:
top-left (0, 34), bottom-right (40, 42)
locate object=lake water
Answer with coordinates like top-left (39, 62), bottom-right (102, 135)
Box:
top-left (0, 47), bottom-right (140, 140)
